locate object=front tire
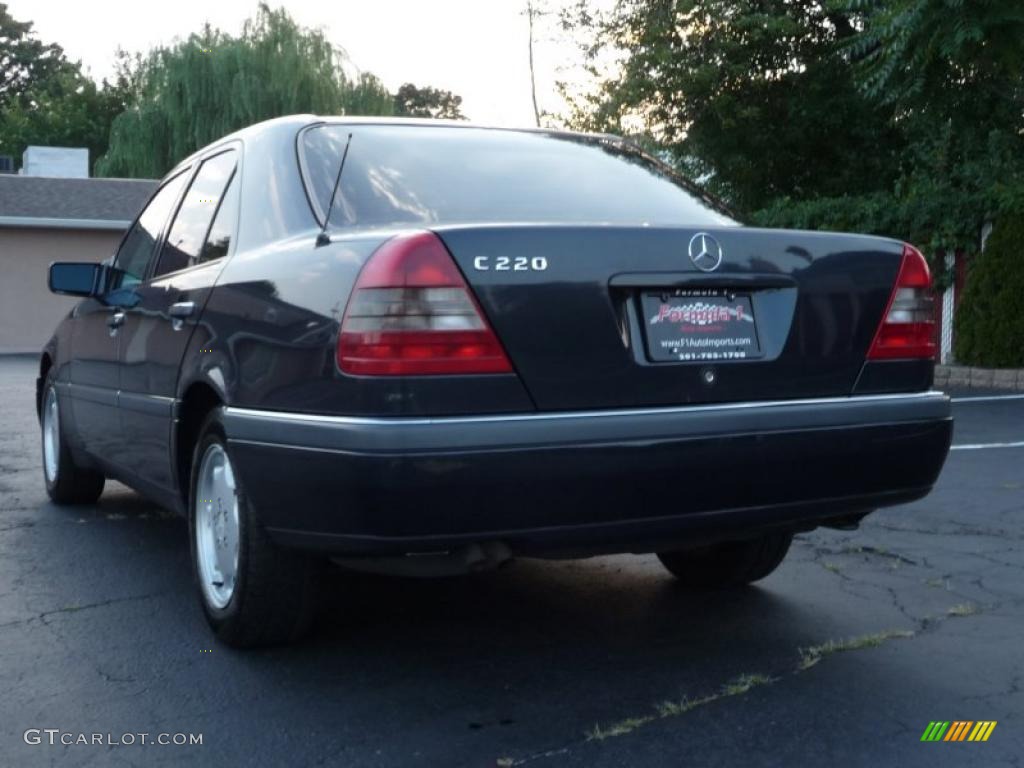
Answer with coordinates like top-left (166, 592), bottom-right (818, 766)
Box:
top-left (189, 411), bottom-right (322, 647)
top-left (657, 532), bottom-right (792, 589)
top-left (41, 375), bottom-right (104, 505)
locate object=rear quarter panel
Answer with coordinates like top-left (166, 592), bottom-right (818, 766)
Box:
top-left (185, 231), bottom-right (533, 416)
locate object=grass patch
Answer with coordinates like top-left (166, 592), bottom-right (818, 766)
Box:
top-left (585, 673), bottom-right (776, 742)
top-left (947, 603), bottom-right (979, 617)
top-left (722, 673), bottom-right (775, 695)
top-left (586, 716), bottom-right (655, 741)
top-left (798, 629), bottom-right (915, 671)
top-left (654, 696), bottom-right (712, 717)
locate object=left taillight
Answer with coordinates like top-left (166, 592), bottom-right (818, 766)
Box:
top-left (866, 243), bottom-right (937, 360)
top-left (337, 231), bottom-right (513, 376)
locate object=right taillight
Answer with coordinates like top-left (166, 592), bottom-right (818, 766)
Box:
top-left (337, 231), bottom-right (513, 376)
top-left (867, 243), bottom-right (936, 360)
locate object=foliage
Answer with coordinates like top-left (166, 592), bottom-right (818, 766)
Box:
top-left (0, 2), bottom-right (77, 109)
top-left (0, 72), bottom-right (127, 173)
top-left (3, 3), bottom-right (468, 179)
top-left (753, 122), bottom-right (1024, 256)
top-left (847, 0), bottom-right (1024, 255)
top-left (393, 83), bottom-right (465, 120)
top-left (954, 213), bottom-right (1024, 367)
top-left (96, 5), bottom-right (394, 178)
top-left (560, 0), bottom-right (906, 212)
top-left (0, 3), bottom-right (126, 172)
top-left (560, 0), bottom-right (1024, 274)
top-left (348, 72), bottom-right (396, 118)
top-left (846, 0), bottom-right (1024, 116)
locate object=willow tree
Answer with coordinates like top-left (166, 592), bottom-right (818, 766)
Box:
top-left (96, 4), bottom-right (393, 178)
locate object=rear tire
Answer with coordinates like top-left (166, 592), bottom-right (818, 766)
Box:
top-left (657, 532), bottom-right (792, 589)
top-left (189, 411), bottom-right (322, 648)
top-left (41, 373), bottom-right (104, 505)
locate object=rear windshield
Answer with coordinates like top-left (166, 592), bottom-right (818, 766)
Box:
top-left (299, 124), bottom-right (736, 230)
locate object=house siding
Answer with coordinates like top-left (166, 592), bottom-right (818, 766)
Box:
top-left (0, 227), bottom-right (125, 353)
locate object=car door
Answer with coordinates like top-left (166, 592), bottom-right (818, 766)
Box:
top-left (68, 172), bottom-right (189, 467)
top-left (118, 148), bottom-right (240, 491)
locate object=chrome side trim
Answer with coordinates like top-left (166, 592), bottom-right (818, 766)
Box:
top-left (62, 382), bottom-right (176, 411)
top-left (62, 381), bottom-right (118, 407)
top-left (119, 390), bottom-right (176, 416)
top-left (225, 391), bottom-right (949, 428)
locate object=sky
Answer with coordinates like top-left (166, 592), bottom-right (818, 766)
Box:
top-left (10, 0), bottom-right (599, 127)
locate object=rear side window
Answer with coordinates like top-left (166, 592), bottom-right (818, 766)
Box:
top-left (200, 171), bottom-right (240, 263)
top-left (300, 125), bottom-right (736, 229)
top-left (113, 171), bottom-right (188, 287)
top-left (154, 149), bottom-right (237, 277)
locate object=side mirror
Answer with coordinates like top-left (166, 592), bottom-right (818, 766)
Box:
top-left (48, 262), bottom-right (104, 297)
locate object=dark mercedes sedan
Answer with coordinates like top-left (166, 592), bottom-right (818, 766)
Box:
top-left (38, 116), bottom-right (952, 646)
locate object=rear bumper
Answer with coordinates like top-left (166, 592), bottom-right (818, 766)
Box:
top-left (222, 392), bottom-right (953, 556)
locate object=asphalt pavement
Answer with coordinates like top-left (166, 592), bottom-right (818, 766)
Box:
top-left (1, 355), bottom-right (1021, 767)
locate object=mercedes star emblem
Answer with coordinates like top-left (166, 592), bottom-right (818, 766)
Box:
top-left (688, 232), bottom-right (724, 272)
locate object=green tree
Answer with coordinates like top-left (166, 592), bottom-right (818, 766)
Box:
top-left (0, 2), bottom-right (76, 108)
top-left (96, 5), bottom-right (395, 178)
top-left (562, 0), bottom-right (1024, 263)
top-left (849, 0), bottom-right (1024, 116)
top-left (393, 83), bottom-right (466, 119)
top-left (560, 0), bottom-right (905, 212)
top-left (954, 213), bottom-right (1024, 367)
top-left (1, 72), bottom-right (127, 172)
top-left (0, 3), bottom-right (126, 172)
top-left (755, 0), bottom-right (1024, 256)
top-left (349, 72), bottom-right (397, 117)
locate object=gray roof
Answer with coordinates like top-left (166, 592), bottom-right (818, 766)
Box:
top-left (0, 175), bottom-right (157, 230)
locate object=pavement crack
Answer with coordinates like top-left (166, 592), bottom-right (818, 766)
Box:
top-left (961, 674), bottom-right (1022, 703)
top-left (963, 551), bottom-right (1024, 570)
top-left (797, 629), bottom-right (915, 671)
top-left (810, 544), bottom-right (918, 566)
top-left (0, 592), bottom-right (168, 630)
top-left (857, 545), bottom-right (917, 565)
top-left (0, 519), bottom-right (37, 531)
top-left (497, 673), bottom-right (780, 767)
top-left (498, 747), bottom-right (571, 766)
top-left (497, 611), bottom-right (988, 766)
top-left (588, 673), bottom-right (779, 742)
top-left (95, 667), bottom-right (137, 684)
top-left (884, 586), bottom-right (921, 625)
top-left (868, 520), bottom-right (1024, 542)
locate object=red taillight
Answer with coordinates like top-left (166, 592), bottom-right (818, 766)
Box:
top-left (867, 244), bottom-right (936, 360)
top-left (337, 231), bottom-right (513, 375)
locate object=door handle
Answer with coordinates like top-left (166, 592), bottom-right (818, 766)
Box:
top-left (107, 311), bottom-right (125, 329)
top-left (169, 301), bottom-right (196, 319)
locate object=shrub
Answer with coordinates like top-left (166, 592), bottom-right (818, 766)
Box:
top-left (954, 215), bottom-right (1024, 367)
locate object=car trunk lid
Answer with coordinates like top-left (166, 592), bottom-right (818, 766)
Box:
top-left (436, 224), bottom-right (905, 411)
